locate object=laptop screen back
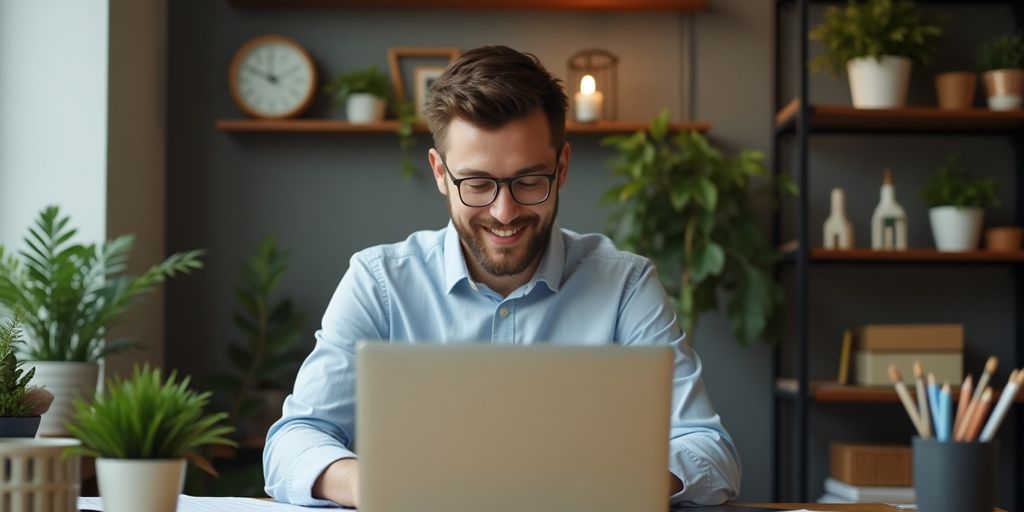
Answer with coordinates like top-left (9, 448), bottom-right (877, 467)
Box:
top-left (356, 343), bottom-right (674, 512)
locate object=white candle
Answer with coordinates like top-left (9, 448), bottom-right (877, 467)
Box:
top-left (574, 74), bottom-right (603, 123)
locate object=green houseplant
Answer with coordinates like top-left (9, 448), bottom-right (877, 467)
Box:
top-left (211, 236), bottom-right (305, 437)
top-left (602, 111), bottom-right (797, 346)
top-left (976, 33), bottom-right (1024, 110)
top-left (920, 156), bottom-right (1000, 252)
top-left (0, 311), bottom-right (54, 437)
top-left (324, 65), bottom-right (392, 124)
top-left (67, 365), bottom-right (236, 512)
top-left (0, 205), bottom-right (203, 435)
top-left (809, 0), bottom-right (943, 108)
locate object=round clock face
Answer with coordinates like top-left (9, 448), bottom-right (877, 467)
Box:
top-left (229, 35), bottom-right (317, 119)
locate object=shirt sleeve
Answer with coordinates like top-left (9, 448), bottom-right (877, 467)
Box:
top-left (263, 252), bottom-right (389, 505)
top-left (616, 259), bottom-right (742, 505)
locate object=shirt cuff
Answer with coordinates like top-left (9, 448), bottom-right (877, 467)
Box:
top-left (288, 444), bottom-right (357, 506)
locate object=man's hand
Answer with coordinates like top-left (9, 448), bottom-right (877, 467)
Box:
top-left (669, 472), bottom-right (684, 495)
top-left (313, 458), bottom-right (359, 507)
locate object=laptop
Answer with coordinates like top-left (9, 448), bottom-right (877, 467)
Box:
top-left (356, 343), bottom-right (674, 512)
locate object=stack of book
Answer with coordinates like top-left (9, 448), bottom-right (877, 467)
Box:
top-left (818, 443), bottom-right (914, 504)
top-left (853, 324), bottom-right (963, 386)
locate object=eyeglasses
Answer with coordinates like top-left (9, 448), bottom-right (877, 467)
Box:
top-left (441, 155), bottom-right (560, 208)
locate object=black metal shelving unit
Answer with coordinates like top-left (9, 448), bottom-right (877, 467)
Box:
top-left (772, 0), bottom-right (1024, 508)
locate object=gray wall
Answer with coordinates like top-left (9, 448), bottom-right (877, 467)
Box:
top-left (165, 0), bottom-right (1018, 505)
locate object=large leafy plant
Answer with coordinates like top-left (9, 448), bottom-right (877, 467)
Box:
top-left (0, 206), bottom-right (203, 362)
top-left (809, 0), bottom-right (944, 75)
top-left (977, 33), bottom-right (1024, 72)
top-left (920, 156), bottom-right (1000, 209)
top-left (210, 237), bottom-right (304, 429)
top-left (66, 365), bottom-right (236, 475)
top-left (603, 111), bottom-right (796, 346)
top-left (0, 311), bottom-right (53, 417)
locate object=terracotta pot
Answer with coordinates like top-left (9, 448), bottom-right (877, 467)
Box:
top-left (982, 69), bottom-right (1024, 110)
top-left (935, 71), bottom-right (976, 109)
top-left (985, 226), bottom-right (1024, 251)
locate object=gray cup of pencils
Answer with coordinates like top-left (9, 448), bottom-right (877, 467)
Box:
top-left (913, 438), bottom-right (996, 512)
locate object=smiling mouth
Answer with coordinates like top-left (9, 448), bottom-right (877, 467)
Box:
top-left (485, 225), bottom-right (525, 238)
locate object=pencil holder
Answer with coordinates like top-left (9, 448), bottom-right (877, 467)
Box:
top-left (913, 437), bottom-right (996, 512)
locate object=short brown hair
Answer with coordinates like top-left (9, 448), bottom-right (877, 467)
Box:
top-left (424, 45), bottom-right (568, 156)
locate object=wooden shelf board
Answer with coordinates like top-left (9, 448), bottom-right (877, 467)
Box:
top-left (776, 379), bottom-right (1024, 403)
top-left (810, 247), bottom-right (1024, 263)
top-left (216, 118), bottom-right (710, 134)
top-left (776, 98), bottom-right (1024, 132)
top-left (227, 0), bottom-right (708, 11)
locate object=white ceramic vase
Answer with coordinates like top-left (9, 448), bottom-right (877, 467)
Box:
top-left (846, 55), bottom-right (912, 109)
top-left (96, 458), bottom-right (186, 512)
top-left (346, 93), bottom-right (386, 124)
top-left (929, 206), bottom-right (984, 252)
top-left (27, 361), bottom-right (100, 436)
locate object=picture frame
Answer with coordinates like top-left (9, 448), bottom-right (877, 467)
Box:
top-left (386, 47), bottom-right (461, 103)
top-left (414, 66), bottom-right (446, 119)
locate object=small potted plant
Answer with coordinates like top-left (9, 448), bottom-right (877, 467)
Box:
top-left (0, 312), bottom-right (53, 437)
top-left (324, 65), bottom-right (392, 124)
top-left (602, 111), bottom-right (797, 346)
top-left (67, 365), bottom-right (236, 512)
top-left (976, 33), bottom-right (1024, 111)
top-left (809, 0), bottom-right (944, 109)
top-left (0, 205), bottom-right (204, 436)
top-left (920, 156), bottom-right (1000, 252)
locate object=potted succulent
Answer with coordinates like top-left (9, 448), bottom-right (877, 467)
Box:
top-left (602, 111), bottom-right (797, 346)
top-left (976, 33), bottom-right (1024, 111)
top-left (0, 205), bottom-right (203, 435)
top-left (324, 65), bottom-right (392, 124)
top-left (67, 365), bottom-right (236, 512)
top-left (0, 312), bottom-right (54, 437)
top-left (809, 0), bottom-right (944, 108)
top-left (920, 156), bottom-right (1000, 252)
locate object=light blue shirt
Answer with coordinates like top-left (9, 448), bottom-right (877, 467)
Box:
top-left (263, 222), bottom-right (741, 506)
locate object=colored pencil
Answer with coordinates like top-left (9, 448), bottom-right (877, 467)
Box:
top-left (889, 365), bottom-right (926, 437)
top-left (979, 369), bottom-right (1023, 442)
top-left (914, 361), bottom-right (932, 439)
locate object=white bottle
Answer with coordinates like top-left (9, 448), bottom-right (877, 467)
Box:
top-left (823, 188), bottom-right (854, 249)
top-left (871, 169), bottom-right (907, 250)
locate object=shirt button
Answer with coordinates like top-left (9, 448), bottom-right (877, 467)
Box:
top-left (499, 307), bottom-right (510, 318)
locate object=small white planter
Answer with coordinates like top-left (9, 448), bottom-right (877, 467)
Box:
top-left (96, 458), bottom-right (186, 512)
top-left (27, 361), bottom-right (99, 436)
top-left (0, 438), bottom-right (81, 512)
top-left (847, 55), bottom-right (912, 109)
top-left (929, 206), bottom-right (984, 252)
top-left (346, 93), bottom-right (386, 124)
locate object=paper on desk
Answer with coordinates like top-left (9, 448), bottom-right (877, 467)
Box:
top-left (78, 495), bottom-right (347, 510)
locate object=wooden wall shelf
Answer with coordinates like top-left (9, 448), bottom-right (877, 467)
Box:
top-left (776, 379), bottom-right (1024, 404)
top-left (809, 248), bottom-right (1024, 263)
top-left (215, 118), bottom-right (710, 134)
top-left (775, 98), bottom-right (1024, 133)
top-left (227, 0), bottom-right (708, 11)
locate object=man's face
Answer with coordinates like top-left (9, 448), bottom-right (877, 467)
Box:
top-left (430, 109), bottom-right (569, 280)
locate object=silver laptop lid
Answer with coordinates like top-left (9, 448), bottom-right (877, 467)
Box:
top-left (357, 343), bottom-right (673, 512)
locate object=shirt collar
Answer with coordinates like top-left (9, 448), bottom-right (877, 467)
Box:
top-left (442, 220), bottom-right (566, 295)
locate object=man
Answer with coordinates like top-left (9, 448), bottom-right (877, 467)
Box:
top-left (263, 45), bottom-right (741, 507)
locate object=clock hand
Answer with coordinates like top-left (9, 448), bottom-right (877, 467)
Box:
top-left (244, 64), bottom-right (274, 82)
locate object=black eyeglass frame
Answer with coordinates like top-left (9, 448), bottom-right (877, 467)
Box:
top-left (441, 153), bottom-right (561, 208)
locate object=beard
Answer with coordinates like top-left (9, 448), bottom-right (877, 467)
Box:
top-left (449, 194), bottom-right (558, 277)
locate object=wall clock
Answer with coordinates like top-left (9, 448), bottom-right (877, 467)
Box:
top-left (229, 35), bottom-right (317, 119)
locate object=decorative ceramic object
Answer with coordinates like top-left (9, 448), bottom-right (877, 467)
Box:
top-left (847, 55), bottom-right (912, 108)
top-left (935, 71), bottom-right (976, 109)
top-left (929, 206), bottom-right (983, 252)
top-left (871, 169), bottom-right (907, 250)
top-left (984, 226), bottom-right (1024, 251)
top-left (0, 438), bottom-right (81, 512)
top-left (982, 69), bottom-right (1024, 111)
top-left (823, 188), bottom-right (854, 249)
top-left (28, 361), bottom-right (99, 436)
top-left (96, 458), bottom-right (186, 512)
top-left (346, 93), bottom-right (386, 124)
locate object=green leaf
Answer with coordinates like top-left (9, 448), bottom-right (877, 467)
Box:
top-left (689, 242), bottom-right (726, 282)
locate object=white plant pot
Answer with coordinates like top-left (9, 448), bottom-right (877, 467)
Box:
top-left (96, 458), bottom-right (186, 512)
top-left (929, 206), bottom-right (984, 252)
top-left (846, 55), bottom-right (912, 109)
top-left (346, 93), bottom-right (386, 124)
top-left (26, 362), bottom-right (99, 436)
top-left (0, 438), bottom-right (81, 512)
